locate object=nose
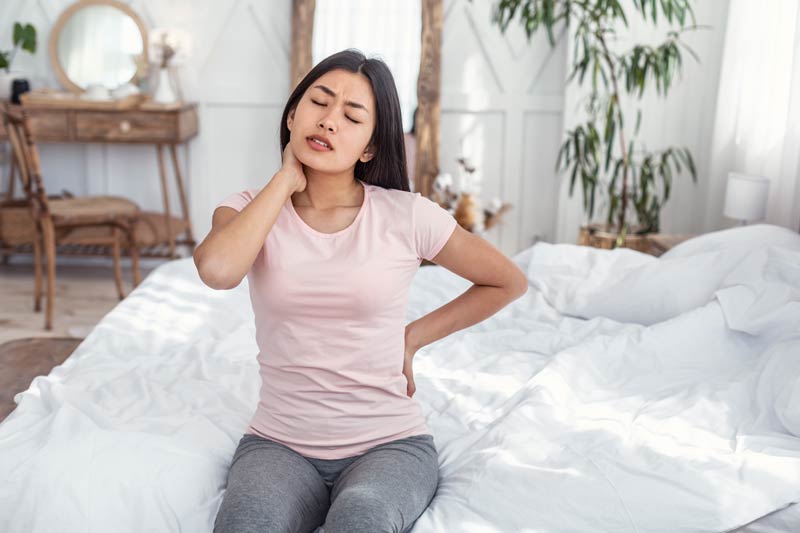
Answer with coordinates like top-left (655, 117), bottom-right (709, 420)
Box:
top-left (318, 113), bottom-right (336, 133)
top-left (318, 120), bottom-right (335, 132)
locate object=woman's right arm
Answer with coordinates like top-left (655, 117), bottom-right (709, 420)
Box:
top-left (194, 173), bottom-right (290, 290)
top-left (194, 169), bottom-right (302, 290)
top-left (195, 144), bottom-right (306, 290)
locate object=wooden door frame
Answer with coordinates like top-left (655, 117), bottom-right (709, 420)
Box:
top-left (289, 0), bottom-right (442, 197)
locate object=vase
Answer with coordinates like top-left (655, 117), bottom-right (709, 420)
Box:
top-left (152, 67), bottom-right (176, 104)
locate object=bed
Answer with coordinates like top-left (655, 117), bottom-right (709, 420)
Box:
top-left (1, 223), bottom-right (799, 532)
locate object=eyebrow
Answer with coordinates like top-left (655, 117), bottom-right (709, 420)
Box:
top-left (312, 84), bottom-right (369, 114)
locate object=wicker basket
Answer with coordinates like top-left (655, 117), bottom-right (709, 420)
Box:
top-left (578, 223), bottom-right (652, 253)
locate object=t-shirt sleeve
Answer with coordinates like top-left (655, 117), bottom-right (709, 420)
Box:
top-left (215, 188), bottom-right (259, 212)
top-left (412, 193), bottom-right (458, 261)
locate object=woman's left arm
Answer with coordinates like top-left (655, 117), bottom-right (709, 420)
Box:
top-left (402, 225), bottom-right (529, 395)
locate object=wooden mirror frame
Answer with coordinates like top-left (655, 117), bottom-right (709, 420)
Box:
top-left (49, 0), bottom-right (149, 93)
top-left (290, 0), bottom-right (443, 197)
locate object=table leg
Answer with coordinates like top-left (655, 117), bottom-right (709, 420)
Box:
top-left (5, 148), bottom-right (16, 201)
top-left (169, 144), bottom-right (195, 248)
top-left (156, 144), bottom-right (176, 258)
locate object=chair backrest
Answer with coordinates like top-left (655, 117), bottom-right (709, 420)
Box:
top-left (0, 103), bottom-right (51, 219)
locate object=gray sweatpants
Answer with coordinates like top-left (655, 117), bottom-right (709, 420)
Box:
top-left (213, 432), bottom-right (440, 533)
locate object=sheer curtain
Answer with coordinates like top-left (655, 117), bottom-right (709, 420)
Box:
top-left (312, 0), bottom-right (421, 133)
top-left (703, 0), bottom-right (800, 232)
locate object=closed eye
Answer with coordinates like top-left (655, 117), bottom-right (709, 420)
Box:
top-left (311, 99), bottom-right (361, 124)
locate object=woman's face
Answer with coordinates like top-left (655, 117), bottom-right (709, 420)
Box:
top-left (287, 68), bottom-right (377, 174)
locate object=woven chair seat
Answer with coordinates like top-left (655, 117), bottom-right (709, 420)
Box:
top-left (49, 196), bottom-right (139, 225)
top-left (61, 211), bottom-right (189, 248)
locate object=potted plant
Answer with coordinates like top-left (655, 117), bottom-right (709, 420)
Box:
top-left (0, 22), bottom-right (37, 101)
top-left (487, 0), bottom-right (701, 250)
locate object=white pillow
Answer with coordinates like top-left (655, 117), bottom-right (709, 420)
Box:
top-left (526, 224), bottom-right (800, 325)
top-left (661, 224), bottom-right (800, 259)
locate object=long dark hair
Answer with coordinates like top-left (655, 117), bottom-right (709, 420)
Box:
top-left (279, 49), bottom-right (410, 192)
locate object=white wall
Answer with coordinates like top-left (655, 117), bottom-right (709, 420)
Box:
top-left (1, 0), bottom-right (736, 261)
top-left (440, 0), bottom-right (566, 253)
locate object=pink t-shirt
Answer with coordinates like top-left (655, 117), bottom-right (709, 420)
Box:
top-left (215, 179), bottom-right (457, 459)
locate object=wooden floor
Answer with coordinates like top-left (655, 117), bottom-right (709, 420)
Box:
top-left (0, 260), bottom-right (155, 343)
top-left (0, 259), bottom-right (157, 421)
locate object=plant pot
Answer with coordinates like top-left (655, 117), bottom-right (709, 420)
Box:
top-left (578, 223), bottom-right (652, 253)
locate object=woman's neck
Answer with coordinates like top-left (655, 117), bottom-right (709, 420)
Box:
top-left (292, 166), bottom-right (363, 209)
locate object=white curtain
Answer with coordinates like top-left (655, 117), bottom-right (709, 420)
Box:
top-left (311, 0), bottom-right (422, 131)
top-left (312, 0), bottom-right (421, 133)
top-left (704, 0), bottom-right (800, 232)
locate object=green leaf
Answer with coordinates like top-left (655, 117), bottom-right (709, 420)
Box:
top-left (556, 143), bottom-right (566, 172)
top-left (604, 124), bottom-right (615, 172)
top-left (676, 2), bottom-right (686, 25)
top-left (676, 39), bottom-right (700, 63)
top-left (0, 52), bottom-right (8, 70)
top-left (13, 23), bottom-right (37, 54)
top-left (670, 148), bottom-right (682, 173)
top-left (570, 162), bottom-right (579, 196)
top-left (684, 148), bottom-right (697, 180)
top-left (661, 0), bottom-right (672, 23)
top-left (634, 108), bottom-right (642, 135)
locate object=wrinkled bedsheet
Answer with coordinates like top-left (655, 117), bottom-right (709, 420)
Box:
top-left (1, 224), bottom-right (798, 532)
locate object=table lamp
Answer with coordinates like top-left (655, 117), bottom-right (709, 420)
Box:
top-left (723, 172), bottom-right (769, 225)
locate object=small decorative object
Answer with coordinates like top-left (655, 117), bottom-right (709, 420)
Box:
top-left (82, 83), bottom-right (112, 101)
top-left (723, 172), bottom-right (769, 226)
top-left (432, 172), bottom-right (459, 209)
top-left (456, 155), bottom-right (477, 192)
top-left (110, 82), bottom-right (141, 99)
top-left (483, 196), bottom-right (513, 232)
top-left (0, 21), bottom-right (37, 100)
top-left (148, 27), bottom-right (193, 104)
top-left (152, 67), bottom-right (175, 104)
top-left (10, 78), bottom-right (29, 104)
top-left (431, 156), bottom-right (513, 235)
top-left (454, 192), bottom-right (484, 233)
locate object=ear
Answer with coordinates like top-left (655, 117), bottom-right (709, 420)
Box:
top-left (359, 144), bottom-right (376, 163)
top-left (286, 108), bottom-right (295, 131)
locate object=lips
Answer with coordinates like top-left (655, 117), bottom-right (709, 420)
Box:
top-left (307, 135), bottom-right (333, 151)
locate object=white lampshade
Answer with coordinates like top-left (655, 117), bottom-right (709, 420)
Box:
top-left (723, 172), bottom-right (769, 222)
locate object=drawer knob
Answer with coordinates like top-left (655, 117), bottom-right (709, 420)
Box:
top-left (119, 120), bottom-right (131, 133)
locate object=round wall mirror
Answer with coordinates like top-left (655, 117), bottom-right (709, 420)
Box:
top-left (49, 0), bottom-right (148, 93)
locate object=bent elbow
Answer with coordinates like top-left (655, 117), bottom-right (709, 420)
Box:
top-left (194, 251), bottom-right (242, 291)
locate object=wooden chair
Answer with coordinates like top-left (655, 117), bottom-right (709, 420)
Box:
top-left (0, 104), bottom-right (141, 330)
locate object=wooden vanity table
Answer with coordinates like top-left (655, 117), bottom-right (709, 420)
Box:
top-left (0, 0), bottom-right (200, 260)
top-left (0, 100), bottom-right (199, 259)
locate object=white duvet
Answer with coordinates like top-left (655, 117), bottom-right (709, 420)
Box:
top-left (1, 224), bottom-right (799, 532)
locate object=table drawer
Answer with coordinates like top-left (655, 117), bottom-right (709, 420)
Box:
top-left (75, 111), bottom-right (178, 142)
top-left (25, 110), bottom-right (71, 141)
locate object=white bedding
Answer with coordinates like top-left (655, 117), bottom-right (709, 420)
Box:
top-left (1, 224), bottom-right (799, 532)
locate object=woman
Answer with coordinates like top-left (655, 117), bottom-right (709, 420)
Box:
top-left (194, 49), bottom-right (528, 533)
